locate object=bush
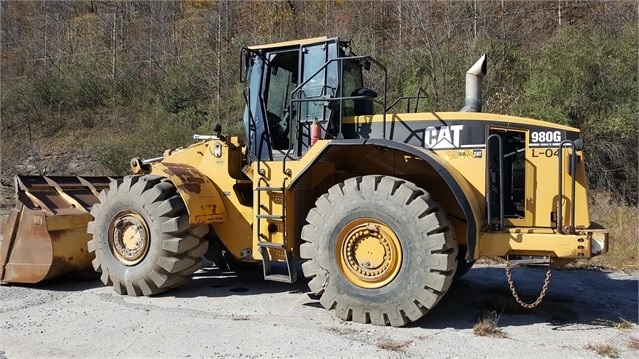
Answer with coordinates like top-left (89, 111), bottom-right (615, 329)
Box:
top-left (512, 24), bottom-right (638, 203)
top-left (93, 104), bottom-right (194, 174)
top-left (158, 63), bottom-right (211, 114)
top-left (589, 191), bottom-right (639, 270)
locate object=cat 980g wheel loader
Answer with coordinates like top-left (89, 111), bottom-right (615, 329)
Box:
top-left (0, 36), bottom-right (608, 326)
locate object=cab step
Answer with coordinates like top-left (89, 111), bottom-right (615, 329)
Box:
top-left (257, 242), bottom-right (297, 283)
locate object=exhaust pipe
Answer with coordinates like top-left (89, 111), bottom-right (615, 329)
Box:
top-left (460, 54), bottom-right (487, 112)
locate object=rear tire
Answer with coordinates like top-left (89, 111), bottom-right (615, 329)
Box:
top-left (87, 175), bottom-right (208, 296)
top-left (300, 175), bottom-right (457, 326)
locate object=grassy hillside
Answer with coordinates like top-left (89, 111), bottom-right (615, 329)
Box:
top-left (588, 193), bottom-right (639, 271)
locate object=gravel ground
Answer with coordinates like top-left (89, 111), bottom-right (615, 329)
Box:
top-left (0, 263), bottom-right (637, 359)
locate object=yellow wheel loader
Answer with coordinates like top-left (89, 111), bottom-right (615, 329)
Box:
top-left (0, 37), bottom-right (608, 326)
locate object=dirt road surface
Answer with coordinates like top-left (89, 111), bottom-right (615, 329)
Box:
top-left (0, 264), bottom-right (637, 359)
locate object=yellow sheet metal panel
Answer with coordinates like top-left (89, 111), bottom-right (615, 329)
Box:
top-left (200, 147), bottom-right (254, 259)
top-left (420, 146), bottom-right (484, 233)
top-left (343, 112), bottom-right (581, 132)
top-left (153, 162), bottom-right (227, 224)
top-left (344, 113), bottom-right (592, 232)
top-left (478, 230), bottom-right (592, 258)
top-left (438, 149), bottom-right (486, 214)
top-left (258, 140), bottom-right (485, 262)
top-left (248, 141), bottom-right (330, 261)
top-left (155, 138), bottom-right (254, 259)
top-left (157, 139), bottom-right (254, 260)
top-left (558, 147), bottom-right (590, 228)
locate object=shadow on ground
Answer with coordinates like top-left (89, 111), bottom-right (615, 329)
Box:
top-left (411, 266), bottom-right (638, 330)
top-left (4, 263), bottom-right (636, 330)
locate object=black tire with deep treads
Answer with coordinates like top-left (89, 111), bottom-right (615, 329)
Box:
top-left (87, 175), bottom-right (208, 296)
top-left (300, 175), bottom-right (457, 326)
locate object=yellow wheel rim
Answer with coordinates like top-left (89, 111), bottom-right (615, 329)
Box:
top-left (108, 210), bottom-right (150, 266)
top-left (336, 218), bottom-right (402, 289)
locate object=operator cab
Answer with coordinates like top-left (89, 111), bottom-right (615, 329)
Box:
top-left (241, 37), bottom-right (382, 162)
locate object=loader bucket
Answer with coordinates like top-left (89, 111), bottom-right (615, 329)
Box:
top-left (0, 175), bottom-right (115, 284)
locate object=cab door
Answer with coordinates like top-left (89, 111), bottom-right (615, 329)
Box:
top-left (292, 38), bottom-right (340, 155)
top-left (243, 53), bottom-right (271, 162)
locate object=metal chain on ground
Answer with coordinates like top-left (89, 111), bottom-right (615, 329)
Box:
top-left (505, 256), bottom-right (552, 309)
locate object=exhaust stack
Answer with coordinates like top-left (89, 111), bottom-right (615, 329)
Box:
top-left (460, 54), bottom-right (487, 112)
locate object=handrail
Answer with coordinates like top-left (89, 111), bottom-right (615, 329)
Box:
top-left (281, 176), bottom-right (289, 246)
top-left (386, 87), bottom-right (428, 113)
top-left (243, 68), bottom-right (272, 175)
top-left (258, 86), bottom-right (272, 162)
top-left (242, 86), bottom-right (261, 174)
top-left (255, 177), bottom-right (269, 241)
top-left (239, 47), bottom-right (246, 83)
top-left (289, 94), bottom-right (384, 123)
top-left (289, 55), bottom-right (388, 140)
top-left (557, 140), bottom-right (577, 233)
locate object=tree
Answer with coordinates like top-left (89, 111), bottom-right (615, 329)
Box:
top-left (513, 24), bottom-right (638, 203)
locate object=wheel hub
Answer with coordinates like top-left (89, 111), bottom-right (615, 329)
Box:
top-left (337, 218), bottom-right (402, 289)
top-left (108, 211), bottom-right (150, 266)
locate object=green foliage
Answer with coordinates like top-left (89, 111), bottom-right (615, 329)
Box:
top-left (109, 65), bottom-right (153, 107)
top-left (1, 53), bottom-right (238, 174)
top-left (385, 47), bottom-right (465, 112)
top-left (28, 59), bottom-right (110, 111)
top-left (2, 58), bottom-right (114, 139)
top-left (512, 24), bottom-right (638, 202)
top-left (94, 140), bottom-right (135, 175)
top-left (200, 98), bottom-right (246, 139)
top-left (514, 25), bottom-right (637, 131)
top-left (93, 105), bottom-right (194, 175)
top-left (159, 63), bottom-right (211, 114)
top-left (472, 34), bottom-right (528, 114)
top-left (61, 60), bottom-right (110, 109)
top-left (2, 78), bottom-right (45, 124)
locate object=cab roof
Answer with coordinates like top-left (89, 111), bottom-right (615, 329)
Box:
top-left (247, 36), bottom-right (331, 50)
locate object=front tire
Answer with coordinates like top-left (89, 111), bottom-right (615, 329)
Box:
top-left (300, 175), bottom-right (457, 326)
top-left (87, 175), bottom-right (208, 296)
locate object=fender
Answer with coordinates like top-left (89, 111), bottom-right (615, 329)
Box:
top-left (290, 139), bottom-right (483, 260)
top-left (153, 162), bottom-right (227, 224)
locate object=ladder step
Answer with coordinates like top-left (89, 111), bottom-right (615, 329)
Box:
top-left (256, 214), bottom-right (284, 220)
top-left (257, 241), bottom-right (286, 249)
top-left (255, 186), bottom-right (285, 191)
top-left (264, 274), bottom-right (295, 283)
top-left (258, 246), bottom-right (297, 284)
